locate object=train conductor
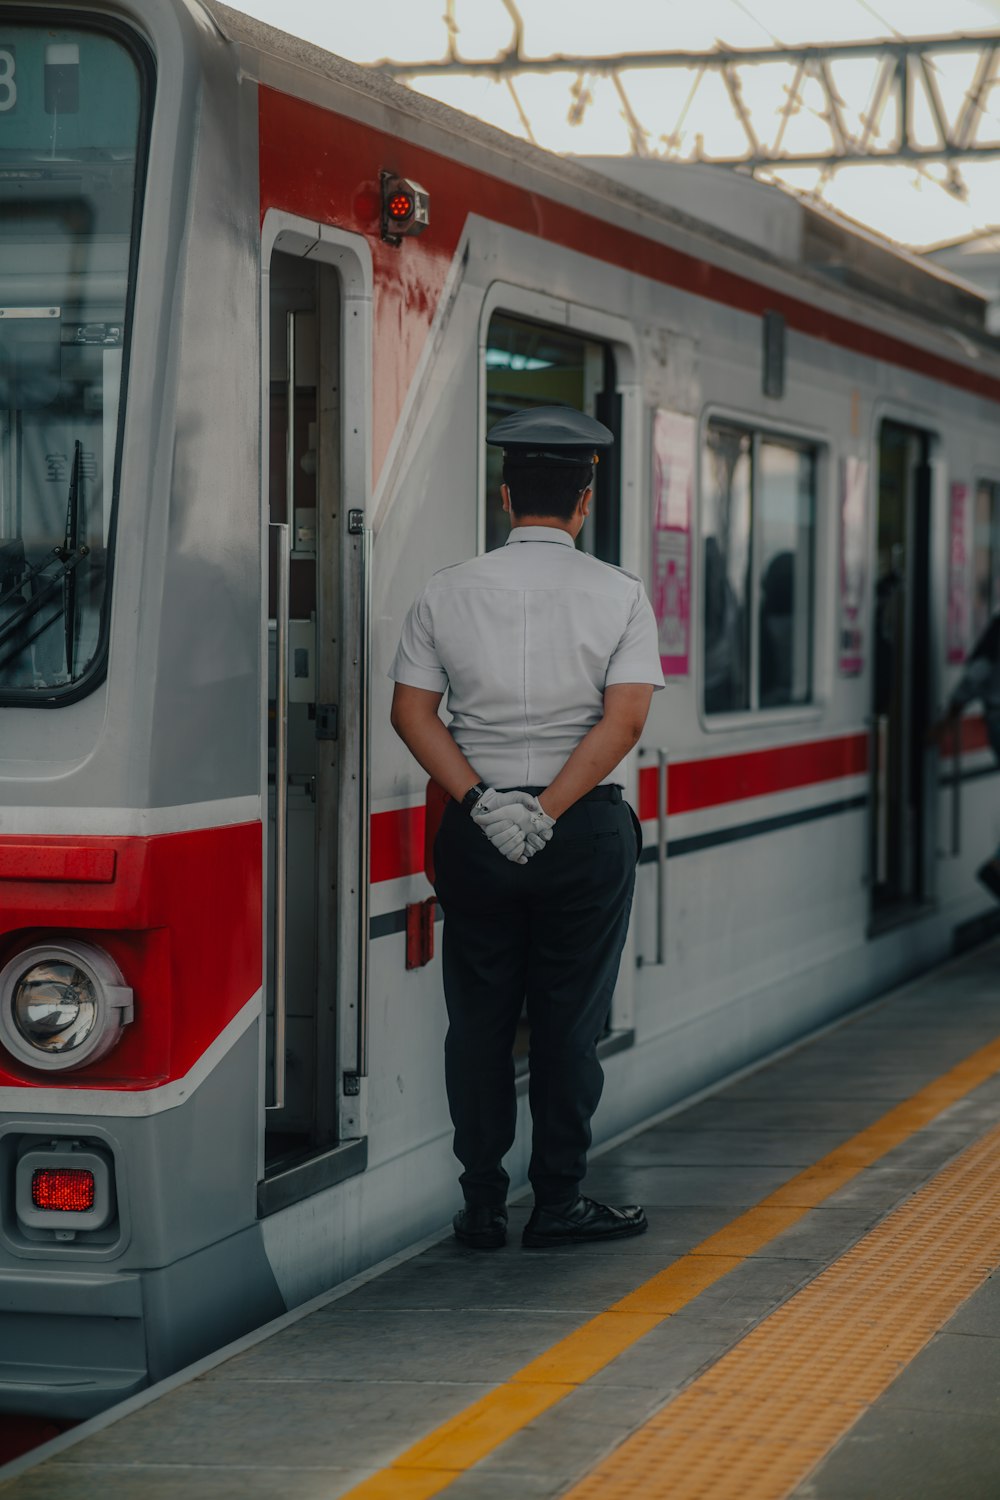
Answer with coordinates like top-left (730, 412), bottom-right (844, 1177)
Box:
top-left (389, 406), bottom-right (665, 1249)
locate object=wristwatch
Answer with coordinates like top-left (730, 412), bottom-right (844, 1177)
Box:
top-left (460, 782), bottom-right (488, 816)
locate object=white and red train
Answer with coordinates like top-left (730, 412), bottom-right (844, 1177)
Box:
top-left (0, 0), bottom-right (997, 1417)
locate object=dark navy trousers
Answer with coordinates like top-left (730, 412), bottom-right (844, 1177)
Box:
top-left (433, 789), bottom-right (640, 1208)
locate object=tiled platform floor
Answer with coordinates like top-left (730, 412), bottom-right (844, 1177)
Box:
top-left (2, 939), bottom-right (998, 1500)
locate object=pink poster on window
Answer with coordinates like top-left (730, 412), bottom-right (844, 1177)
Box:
top-left (838, 455), bottom-right (868, 677)
top-left (651, 410), bottom-right (694, 677)
top-left (947, 482), bottom-right (969, 664)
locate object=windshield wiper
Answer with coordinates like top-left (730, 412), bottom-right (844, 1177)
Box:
top-left (0, 441), bottom-right (90, 680)
top-left (64, 439), bottom-right (83, 677)
top-left (0, 544), bottom-right (89, 676)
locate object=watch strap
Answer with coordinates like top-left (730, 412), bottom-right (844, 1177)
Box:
top-left (461, 782), bottom-right (489, 816)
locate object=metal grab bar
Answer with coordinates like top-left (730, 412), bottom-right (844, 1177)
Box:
top-left (351, 510), bottom-right (372, 1078)
top-left (866, 715), bottom-right (879, 889)
top-left (656, 748), bottom-right (669, 966)
top-left (285, 312), bottom-right (297, 547)
top-left (267, 521), bottom-right (290, 1112)
top-left (951, 717), bottom-right (962, 858)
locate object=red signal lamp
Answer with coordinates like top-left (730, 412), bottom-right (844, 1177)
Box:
top-left (16, 1142), bottom-right (114, 1237)
top-left (32, 1166), bottom-right (96, 1213)
top-left (381, 173), bottom-right (430, 244)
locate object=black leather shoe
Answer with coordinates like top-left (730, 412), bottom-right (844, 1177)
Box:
top-left (453, 1204), bottom-right (507, 1250)
top-left (522, 1196), bottom-right (647, 1249)
top-left (977, 858), bottom-right (1000, 903)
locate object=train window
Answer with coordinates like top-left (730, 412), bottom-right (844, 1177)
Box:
top-left (702, 421), bottom-right (816, 715)
top-left (973, 480), bottom-right (1000, 641)
top-left (0, 18), bottom-right (151, 704)
top-left (484, 313), bottom-right (619, 560)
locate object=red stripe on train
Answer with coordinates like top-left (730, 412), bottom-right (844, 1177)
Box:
top-left (370, 732), bottom-right (870, 885)
top-left (940, 716), bottom-right (991, 757)
top-left (0, 823), bottom-right (261, 1092)
top-left (637, 732), bottom-right (868, 821)
top-left (259, 87), bottom-right (1000, 484)
top-left (370, 805), bottom-right (426, 885)
top-left (370, 718), bottom-right (994, 883)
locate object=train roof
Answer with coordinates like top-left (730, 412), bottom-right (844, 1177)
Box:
top-left (204, 1), bottom-right (995, 352)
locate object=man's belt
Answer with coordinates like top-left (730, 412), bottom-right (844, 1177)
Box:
top-left (505, 784), bottom-right (623, 804)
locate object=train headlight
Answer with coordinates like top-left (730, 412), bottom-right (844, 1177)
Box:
top-left (0, 942), bottom-right (133, 1072)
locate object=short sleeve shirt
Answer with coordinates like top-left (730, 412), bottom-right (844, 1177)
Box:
top-left (389, 526), bottom-right (665, 788)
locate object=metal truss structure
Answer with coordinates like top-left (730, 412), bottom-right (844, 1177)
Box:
top-left (371, 7), bottom-right (1000, 200)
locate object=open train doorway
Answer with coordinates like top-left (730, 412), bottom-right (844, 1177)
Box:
top-left (870, 420), bottom-right (934, 927)
top-left (481, 308), bottom-right (625, 1066)
top-left (263, 247), bottom-right (343, 1191)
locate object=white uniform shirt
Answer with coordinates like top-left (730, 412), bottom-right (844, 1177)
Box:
top-left (389, 526), bottom-right (665, 788)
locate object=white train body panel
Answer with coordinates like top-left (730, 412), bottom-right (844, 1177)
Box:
top-left (0, 0), bottom-right (996, 1411)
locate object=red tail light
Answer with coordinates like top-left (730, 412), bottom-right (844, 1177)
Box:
top-left (31, 1167), bottom-right (95, 1212)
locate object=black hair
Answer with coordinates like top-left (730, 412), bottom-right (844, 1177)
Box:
top-left (501, 458), bottom-right (594, 520)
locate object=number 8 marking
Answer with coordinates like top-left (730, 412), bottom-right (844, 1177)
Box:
top-left (0, 50), bottom-right (16, 113)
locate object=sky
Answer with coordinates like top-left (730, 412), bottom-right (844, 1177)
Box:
top-left (235, 0), bottom-right (1000, 254)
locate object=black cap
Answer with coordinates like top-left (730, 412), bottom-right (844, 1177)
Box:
top-left (486, 405), bottom-right (614, 467)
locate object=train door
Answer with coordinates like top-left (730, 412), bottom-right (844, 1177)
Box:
top-left (481, 306), bottom-right (626, 1061)
top-left (870, 420), bottom-right (934, 926)
top-left (259, 224), bottom-right (373, 1212)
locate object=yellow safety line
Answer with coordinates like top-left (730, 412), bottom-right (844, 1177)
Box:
top-left (565, 1116), bottom-right (1000, 1500)
top-left (339, 1030), bottom-right (1000, 1500)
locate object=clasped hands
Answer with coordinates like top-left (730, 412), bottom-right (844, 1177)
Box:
top-left (471, 789), bottom-right (556, 865)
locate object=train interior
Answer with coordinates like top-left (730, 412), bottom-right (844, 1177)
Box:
top-left (871, 421), bottom-right (934, 928)
top-left (483, 312), bottom-right (620, 561)
top-left (482, 312), bottom-right (622, 1063)
top-left (265, 249), bottom-right (343, 1177)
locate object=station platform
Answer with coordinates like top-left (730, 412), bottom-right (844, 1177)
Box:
top-left (2, 938), bottom-right (999, 1500)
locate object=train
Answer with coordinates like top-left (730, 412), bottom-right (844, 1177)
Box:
top-left (0, 0), bottom-right (998, 1419)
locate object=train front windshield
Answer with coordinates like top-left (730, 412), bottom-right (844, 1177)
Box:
top-left (0, 18), bottom-right (149, 700)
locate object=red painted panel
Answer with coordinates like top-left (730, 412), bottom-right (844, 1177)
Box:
top-left (259, 87), bottom-right (1000, 486)
top-left (940, 715), bottom-right (991, 756)
top-left (0, 823), bottom-right (261, 1092)
top-left (371, 735), bottom-right (871, 885)
top-left (0, 843), bottom-right (116, 883)
top-left (371, 804), bottom-right (426, 885)
top-left (638, 733), bottom-right (869, 821)
top-left (424, 780), bottom-right (450, 883)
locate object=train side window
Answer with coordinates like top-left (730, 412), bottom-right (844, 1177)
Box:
top-left (973, 480), bottom-right (1000, 640)
top-left (702, 420), bottom-right (817, 716)
top-left (483, 312), bottom-right (619, 560)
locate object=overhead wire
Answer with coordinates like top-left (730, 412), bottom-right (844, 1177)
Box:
top-left (407, 0), bottom-right (1000, 245)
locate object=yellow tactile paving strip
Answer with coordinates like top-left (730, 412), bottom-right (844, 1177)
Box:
top-left (565, 1116), bottom-right (1000, 1500)
top-left (339, 1031), bottom-right (1000, 1500)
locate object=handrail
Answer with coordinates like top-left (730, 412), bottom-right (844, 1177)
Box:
top-left (867, 714), bottom-right (879, 889)
top-left (351, 510), bottom-right (372, 1078)
top-left (951, 716), bottom-right (962, 858)
top-left (267, 521), bottom-right (290, 1111)
top-left (285, 312), bottom-right (297, 546)
top-left (656, 748), bottom-right (669, 966)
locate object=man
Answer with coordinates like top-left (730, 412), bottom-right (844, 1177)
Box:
top-left (389, 406), bottom-right (665, 1250)
top-left (931, 607), bottom-right (1000, 901)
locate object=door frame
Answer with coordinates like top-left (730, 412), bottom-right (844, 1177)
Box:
top-left (258, 211), bottom-right (373, 1201)
top-left (866, 404), bottom-right (941, 932)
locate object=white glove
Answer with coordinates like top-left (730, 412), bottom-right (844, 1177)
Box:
top-left (472, 790), bottom-right (556, 864)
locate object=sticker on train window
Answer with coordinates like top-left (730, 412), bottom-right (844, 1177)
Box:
top-left (0, 46), bottom-right (17, 113)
